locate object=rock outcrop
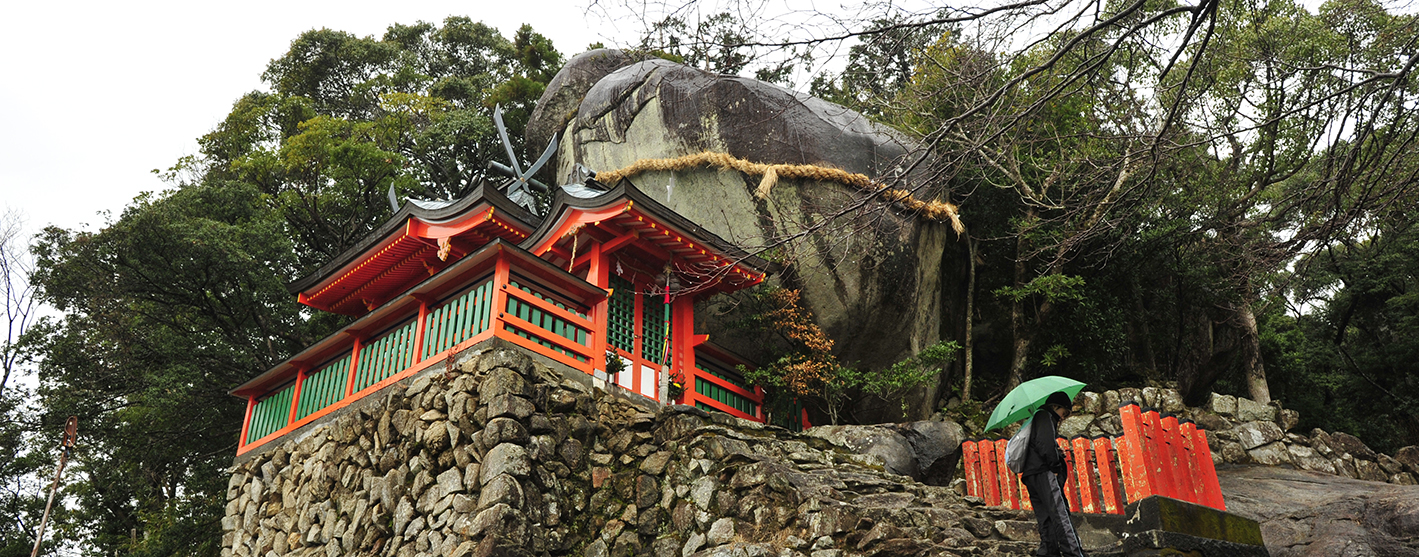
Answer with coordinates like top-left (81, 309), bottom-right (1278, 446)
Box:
top-left (223, 343), bottom-right (1092, 557)
top-left (525, 49), bottom-right (639, 163)
top-left (530, 54), bottom-right (953, 419)
top-left (1219, 465), bottom-right (1419, 556)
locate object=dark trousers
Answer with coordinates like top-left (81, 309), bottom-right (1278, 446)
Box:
top-left (1021, 471), bottom-right (1083, 557)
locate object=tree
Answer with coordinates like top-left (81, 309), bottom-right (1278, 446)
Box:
top-left (202, 18), bottom-right (561, 272)
top-left (0, 208), bottom-right (36, 397)
top-left (599, 0), bottom-right (1419, 411)
top-left (0, 208), bottom-right (48, 557)
top-left (29, 18), bottom-right (566, 555)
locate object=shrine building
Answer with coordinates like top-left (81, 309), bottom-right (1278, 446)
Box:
top-left (230, 180), bottom-right (783, 456)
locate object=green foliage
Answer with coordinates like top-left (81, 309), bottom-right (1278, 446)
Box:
top-left (840, 340), bottom-right (962, 416)
top-left (992, 274), bottom-right (1086, 304)
top-left (28, 17), bottom-right (564, 556)
top-left (0, 391), bottom-right (50, 557)
top-left (1252, 220), bottom-right (1419, 453)
top-left (201, 18), bottom-right (563, 272)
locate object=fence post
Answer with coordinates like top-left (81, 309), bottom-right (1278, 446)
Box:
top-left (287, 365), bottom-right (308, 428)
top-left (994, 438), bottom-right (1018, 509)
top-left (238, 395), bottom-right (255, 449)
top-left (1071, 437), bottom-right (1099, 514)
top-left (1187, 422), bottom-right (1227, 511)
top-left (1117, 402), bottom-right (1156, 502)
top-left (1141, 409), bottom-right (1178, 500)
top-left (1169, 416), bottom-right (1203, 504)
top-left (962, 441), bottom-right (981, 499)
top-left (1057, 438), bottom-right (1078, 511)
top-left (980, 440), bottom-right (1001, 506)
top-left (1092, 436), bottom-right (1124, 514)
top-left (1157, 411), bottom-right (1191, 501)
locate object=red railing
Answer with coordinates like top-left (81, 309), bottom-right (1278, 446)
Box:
top-left (961, 403), bottom-right (1223, 514)
top-left (235, 242), bottom-right (605, 456)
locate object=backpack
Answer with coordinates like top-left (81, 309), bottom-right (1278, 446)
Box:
top-left (1005, 416), bottom-right (1033, 473)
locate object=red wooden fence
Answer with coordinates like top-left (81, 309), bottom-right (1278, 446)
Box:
top-left (961, 403), bottom-right (1225, 514)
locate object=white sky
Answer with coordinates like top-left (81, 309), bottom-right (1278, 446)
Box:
top-left (0, 0), bottom-right (605, 237)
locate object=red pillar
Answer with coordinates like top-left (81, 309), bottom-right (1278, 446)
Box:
top-left (1092, 436), bottom-right (1124, 514)
top-left (1057, 438), bottom-right (1078, 511)
top-left (345, 337), bottom-right (363, 398)
top-left (287, 364), bottom-right (309, 427)
top-left (1117, 403), bottom-right (1156, 502)
top-left (1143, 410), bottom-right (1178, 500)
top-left (994, 438), bottom-right (1018, 509)
top-left (1187, 423), bottom-right (1227, 511)
top-left (1163, 414), bottom-right (1199, 504)
top-left (1071, 437), bottom-right (1099, 514)
top-left (238, 395), bottom-right (256, 450)
top-left (587, 242), bottom-right (609, 375)
top-left (411, 299), bottom-right (429, 365)
top-left (962, 441), bottom-right (981, 498)
top-left (671, 296), bottom-right (695, 403)
top-left (979, 441), bottom-right (1001, 506)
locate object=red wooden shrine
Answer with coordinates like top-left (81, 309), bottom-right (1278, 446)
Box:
top-left (232, 181), bottom-right (779, 456)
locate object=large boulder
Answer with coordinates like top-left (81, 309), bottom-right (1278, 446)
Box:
top-left (1330, 432), bottom-right (1379, 461)
top-left (804, 420), bottom-right (963, 485)
top-left (525, 49), bottom-right (639, 162)
top-left (1220, 466), bottom-right (1419, 557)
top-left (1395, 446), bottom-right (1419, 473)
top-left (539, 55), bottom-right (954, 418)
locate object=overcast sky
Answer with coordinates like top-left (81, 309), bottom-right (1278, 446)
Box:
top-left (0, 0), bottom-right (605, 237)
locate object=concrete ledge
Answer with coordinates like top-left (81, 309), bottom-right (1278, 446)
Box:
top-left (1077, 496), bottom-right (1269, 556)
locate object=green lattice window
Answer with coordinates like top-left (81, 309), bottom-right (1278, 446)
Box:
top-left (608, 275), bottom-right (635, 352)
top-left (642, 291), bottom-right (671, 364)
top-left (505, 280), bottom-right (591, 361)
top-left (694, 352), bottom-right (758, 416)
top-left (353, 318), bottom-right (418, 392)
top-left (424, 278), bottom-right (495, 359)
top-left (246, 383), bottom-right (294, 444)
top-left (295, 354), bottom-right (350, 421)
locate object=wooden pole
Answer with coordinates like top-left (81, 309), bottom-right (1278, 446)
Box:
top-left (31, 416), bottom-right (77, 557)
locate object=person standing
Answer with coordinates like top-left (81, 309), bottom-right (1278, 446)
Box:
top-left (1019, 391), bottom-right (1084, 557)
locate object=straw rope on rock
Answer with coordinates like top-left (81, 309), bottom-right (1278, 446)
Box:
top-left (594, 152), bottom-right (966, 235)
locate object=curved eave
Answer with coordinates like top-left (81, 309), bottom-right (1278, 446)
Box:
top-left (521, 180), bottom-right (775, 293)
top-left (291, 184), bottom-right (537, 315)
top-left (288, 183), bottom-right (536, 295)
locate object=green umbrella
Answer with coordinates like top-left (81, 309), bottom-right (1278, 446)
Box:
top-left (985, 375), bottom-right (1086, 431)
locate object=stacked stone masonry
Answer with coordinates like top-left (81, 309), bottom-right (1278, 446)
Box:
top-left (1053, 387), bottom-right (1419, 486)
top-left (224, 346), bottom-right (1116, 557)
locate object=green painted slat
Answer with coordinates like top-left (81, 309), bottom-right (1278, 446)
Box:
top-left (295, 355), bottom-right (350, 420)
top-left (456, 289), bottom-right (473, 346)
top-left (247, 383), bottom-right (294, 444)
top-left (420, 278), bottom-right (496, 361)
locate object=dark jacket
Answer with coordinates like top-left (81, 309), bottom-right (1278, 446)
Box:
top-left (1020, 408), bottom-right (1066, 476)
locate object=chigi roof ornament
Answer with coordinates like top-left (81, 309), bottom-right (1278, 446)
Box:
top-left (487, 104), bottom-right (558, 215)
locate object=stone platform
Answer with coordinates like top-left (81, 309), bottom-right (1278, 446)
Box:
top-left (1076, 495), bottom-right (1268, 556)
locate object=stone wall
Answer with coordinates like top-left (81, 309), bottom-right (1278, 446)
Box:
top-left (1056, 387), bottom-right (1419, 486)
top-left (222, 342), bottom-right (1141, 557)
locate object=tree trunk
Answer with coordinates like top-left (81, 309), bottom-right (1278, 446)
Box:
top-left (1007, 231), bottom-right (1030, 393)
top-left (1238, 303), bottom-right (1271, 404)
top-left (962, 236), bottom-right (977, 401)
top-left (1128, 275), bottom-right (1157, 375)
top-left (1175, 305), bottom-right (1225, 406)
